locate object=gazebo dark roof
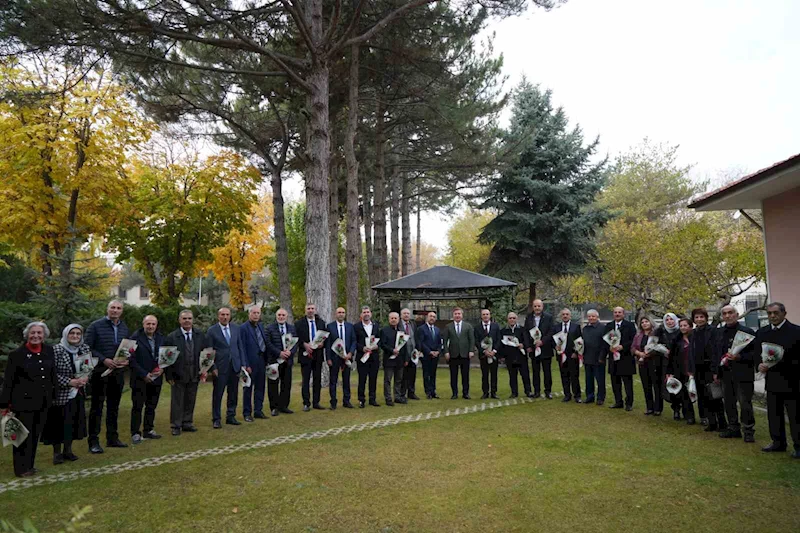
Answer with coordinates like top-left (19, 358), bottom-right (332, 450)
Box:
top-left (372, 265), bottom-right (516, 291)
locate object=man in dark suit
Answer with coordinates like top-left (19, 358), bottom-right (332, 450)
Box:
top-left (206, 307), bottom-right (245, 428)
top-left (713, 305), bottom-right (758, 442)
top-left (354, 306), bottom-right (381, 408)
top-left (757, 302), bottom-right (800, 458)
top-left (581, 309), bottom-right (606, 405)
top-left (379, 312), bottom-right (409, 405)
top-left (295, 303), bottom-right (328, 411)
top-left (476, 309), bottom-right (501, 399)
top-left (164, 310), bottom-right (206, 436)
top-left (128, 315), bottom-right (164, 443)
top-left (499, 312), bottom-right (531, 398)
top-left (443, 307), bottom-right (475, 399)
top-left (417, 311), bottom-right (442, 399)
top-left (326, 307), bottom-right (357, 409)
top-left (525, 299), bottom-right (554, 399)
top-left (602, 306), bottom-right (637, 411)
top-left (85, 299), bottom-right (130, 454)
top-left (548, 308), bottom-right (582, 403)
top-left (691, 307), bottom-right (727, 431)
top-left (264, 308), bottom-right (297, 416)
top-left (240, 306), bottom-right (268, 422)
top-left (399, 308), bottom-right (420, 400)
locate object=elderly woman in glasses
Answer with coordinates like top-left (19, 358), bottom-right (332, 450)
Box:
top-left (0, 322), bottom-right (57, 477)
top-left (41, 324), bottom-right (91, 464)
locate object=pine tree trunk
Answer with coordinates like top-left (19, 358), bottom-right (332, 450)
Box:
top-left (390, 166), bottom-right (400, 280)
top-left (344, 43), bottom-right (362, 321)
top-left (303, 0), bottom-right (332, 322)
top-left (416, 203), bottom-right (421, 272)
top-left (528, 282), bottom-right (537, 312)
top-left (271, 168), bottom-right (293, 321)
top-left (373, 99), bottom-right (388, 284)
top-left (401, 173), bottom-right (411, 277)
top-left (362, 178), bottom-right (374, 290)
top-left (329, 166), bottom-right (339, 314)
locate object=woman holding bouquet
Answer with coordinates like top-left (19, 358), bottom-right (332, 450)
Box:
top-left (0, 322), bottom-right (57, 477)
top-left (42, 324), bottom-right (91, 464)
top-left (632, 316), bottom-right (664, 416)
top-left (666, 318), bottom-right (696, 424)
top-left (656, 313), bottom-right (681, 419)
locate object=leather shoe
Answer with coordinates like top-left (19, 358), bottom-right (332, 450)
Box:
top-left (53, 453), bottom-right (65, 465)
top-left (107, 439), bottom-right (128, 448)
top-left (279, 408), bottom-right (294, 414)
top-left (609, 404), bottom-right (623, 409)
top-left (481, 393), bottom-right (489, 399)
top-left (244, 416), bottom-right (254, 422)
top-left (143, 431), bottom-right (162, 439)
top-left (432, 394), bottom-right (440, 399)
top-left (329, 404), bottom-right (337, 410)
top-left (212, 421), bottom-right (222, 429)
top-left (359, 401), bottom-right (366, 408)
top-left (719, 428), bottom-right (742, 439)
top-left (226, 417), bottom-right (241, 425)
top-left (574, 398), bottom-right (583, 404)
top-left (254, 412), bottom-right (268, 419)
top-left (182, 425), bottom-right (198, 432)
top-left (408, 394), bottom-right (420, 400)
top-left (63, 452), bottom-right (79, 462)
top-left (744, 434), bottom-right (755, 443)
top-left (531, 393), bottom-right (541, 399)
top-left (343, 402), bottom-right (354, 408)
top-left (462, 394), bottom-right (471, 400)
top-left (792, 450), bottom-right (800, 459)
top-left (312, 404), bottom-right (325, 410)
top-left (673, 411), bottom-right (682, 421)
top-left (761, 442), bottom-right (787, 452)
top-left (562, 396), bottom-right (571, 403)
top-left (20, 470), bottom-right (36, 478)
top-left (302, 405), bottom-right (311, 412)
top-left (526, 393), bottom-right (535, 398)
top-left (490, 393), bottom-right (499, 399)
top-left (271, 409), bottom-right (279, 417)
top-left (172, 428), bottom-right (182, 436)
top-left (395, 398), bottom-right (408, 404)
top-left (89, 443), bottom-right (104, 454)
top-left (509, 394), bottom-right (518, 399)
top-left (545, 393), bottom-right (553, 400)
top-left (596, 400), bottom-right (604, 406)
top-left (625, 405), bottom-right (633, 411)
top-left (686, 418), bottom-right (696, 425)
top-left (386, 400), bottom-right (395, 406)
top-left (369, 400), bottom-right (380, 407)
top-left (451, 394), bottom-right (458, 400)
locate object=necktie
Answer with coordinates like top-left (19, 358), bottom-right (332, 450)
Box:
top-left (223, 326), bottom-right (230, 344)
top-left (615, 322), bottom-right (620, 331)
top-left (339, 323), bottom-right (344, 343)
top-left (456, 322), bottom-right (461, 335)
top-left (280, 324), bottom-right (285, 336)
top-left (311, 320), bottom-right (316, 340)
top-left (256, 325), bottom-right (266, 352)
top-left (185, 332), bottom-right (193, 356)
top-left (485, 323), bottom-right (489, 333)
top-left (185, 332), bottom-right (191, 343)
top-left (405, 322), bottom-right (409, 335)
top-left (563, 323), bottom-right (567, 333)
top-left (430, 325), bottom-right (434, 336)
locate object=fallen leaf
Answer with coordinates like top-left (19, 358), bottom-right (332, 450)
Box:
top-left (232, 507), bottom-right (239, 514)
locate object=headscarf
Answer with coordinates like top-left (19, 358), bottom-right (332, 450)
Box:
top-left (60, 323), bottom-right (84, 355)
top-left (662, 313), bottom-right (679, 333)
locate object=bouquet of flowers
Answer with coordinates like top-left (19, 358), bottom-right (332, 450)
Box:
top-left (552, 331), bottom-right (567, 363)
top-left (101, 339), bottom-right (137, 377)
top-left (239, 367), bottom-right (252, 388)
top-left (74, 355), bottom-right (94, 380)
top-left (501, 334), bottom-right (524, 353)
top-left (644, 336), bottom-right (669, 356)
top-left (199, 348), bottom-right (216, 382)
top-left (665, 376), bottom-right (683, 395)
top-left (282, 332), bottom-right (299, 352)
top-left (361, 335), bottom-right (380, 363)
top-left (687, 376), bottom-right (698, 403)
top-left (603, 330), bottom-right (622, 361)
top-left (392, 331), bottom-right (410, 359)
top-left (308, 330), bottom-right (330, 351)
top-left (411, 349), bottom-right (423, 366)
top-left (755, 342), bottom-right (785, 381)
top-left (1, 412), bottom-right (29, 448)
top-left (480, 336), bottom-right (496, 363)
top-left (154, 345), bottom-right (180, 375)
top-left (720, 330), bottom-right (756, 367)
top-left (331, 338), bottom-right (352, 368)
top-left (529, 327), bottom-right (542, 357)
top-left (267, 363), bottom-right (280, 381)
top-left (573, 337), bottom-right (585, 355)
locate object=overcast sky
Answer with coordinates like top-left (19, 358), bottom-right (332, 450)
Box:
top-left (285, 0), bottom-right (800, 257)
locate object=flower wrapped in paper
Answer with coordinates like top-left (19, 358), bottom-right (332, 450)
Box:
top-left (198, 348), bottom-right (216, 382)
top-left (480, 335), bottom-right (493, 353)
top-left (755, 342), bottom-right (785, 381)
top-left (75, 356), bottom-right (94, 380)
top-left (361, 335), bottom-right (380, 363)
top-left (267, 363), bottom-right (280, 381)
top-left (282, 332), bottom-right (299, 352)
top-left (331, 338), bottom-right (352, 368)
top-left (411, 349), bottom-right (423, 366)
top-left (101, 339), bottom-right (137, 377)
top-left (721, 330), bottom-right (756, 368)
top-left (1, 412), bottom-right (29, 448)
top-left (392, 331), bottom-right (410, 359)
top-left (644, 336), bottom-right (668, 356)
top-left (665, 376), bottom-right (683, 395)
top-left (686, 376), bottom-right (698, 403)
top-left (154, 345), bottom-right (180, 374)
top-left (308, 330), bottom-right (330, 351)
top-left (529, 327), bottom-right (543, 357)
top-left (239, 367), bottom-right (252, 388)
top-left (552, 331), bottom-right (567, 363)
top-left (573, 337), bottom-right (585, 356)
top-left (603, 330), bottom-right (622, 361)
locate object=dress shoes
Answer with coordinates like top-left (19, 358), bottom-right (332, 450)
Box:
top-left (761, 442), bottom-right (787, 453)
top-left (490, 393), bottom-right (499, 399)
top-left (107, 439), bottom-right (128, 448)
top-left (182, 425), bottom-right (198, 432)
top-left (226, 417), bottom-right (242, 425)
top-left (531, 393), bottom-right (541, 399)
top-left (408, 394), bottom-right (420, 400)
top-left (302, 405), bottom-right (311, 412)
top-left (462, 394), bottom-right (471, 400)
top-left (585, 398), bottom-right (595, 404)
top-left (271, 409), bottom-right (280, 417)
top-left (645, 410), bottom-right (654, 416)
top-left (704, 424), bottom-right (719, 432)
top-left (279, 408), bottom-right (294, 414)
top-left (686, 418), bottom-right (696, 425)
top-left (509, 394), bottom-right (518, 399)
top-left (562, 396), bottom-right (571, 403)
top-left (212, 421), bottom-right (222, 429)
top-left (545, 393), bottom-right (553, 400)
top-left (596, 400), bottom-right (604, 406)
top-left (526, 393), bottom-right (535, 399)
top-left (19, 470), bottom-right (36, 478)
top-left (343, 402), bottom-right (354, 408)
top-left (744, 434), bottom-right (755, 443)
top-left (53, 453), bottom-right (65, 465)
top-left (329, 404), bottom-right (337, 410)
top-left (609, 404), bottom-right (623, 409)
top-left (359, 401), bottom-right (366, 408)
top-left (426, 394), bottom-right (432, 399)
top-left (385, 400), bottom-right (395, 406)
top-left (63, 452), bottom-right (79, 462)
top-left (312, 404), bottom-right (325, 410)
top-left (451, 394), bottom-right (459, 400)
top-left (172, 427), bottom-right (183, 435)
top-left (481, 393), bottom-right (489, 399)
top-left (719, 428), bottom-right (742, 439)
top-left (89, 443), bottom-right (103, 454)
top-left (143, 430), bottom-right (162, 439)
top-left (653, 411), bottom-right (662, 416)
top-left (244, 416), bottom-right (254, 422)
top-left (791, 450), bottom-right (800, 459)
top-left (395, 398), bottom-right (408, 404)
top-left (254, 412), bottom-right (268, 419)
top-left (624, 405), bottom-right (633, 411)
top-left (431, 394), bottom-right (441, 399)
top-left (574, 398), bottom-right (583, 404)
top-left (369, 400), bottom-right (380, 407)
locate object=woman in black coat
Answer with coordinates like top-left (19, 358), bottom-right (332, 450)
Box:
top-left (656, 313), bottom-right (681, 419)
top-left (666, 318), bottom-right (696, 424)
top-left (0, 322), bottom-right (57, 477)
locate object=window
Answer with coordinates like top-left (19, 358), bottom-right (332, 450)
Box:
top-left (139, 286), bottom-right (150, 299)
top-left (117, 287), bottom-right (127, 299)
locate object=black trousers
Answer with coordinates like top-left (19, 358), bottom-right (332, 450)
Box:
top-left (358, 357), bottom-right (379, 403)
top-left (610, 374), bottom-right (634, 407)
top-left (300, 357), bottom-right (323, 407)
top-left (384, 365), bottom-right (404, 401)
top-left (721, 372), bottom-right (755, 435)
top-left (421, 356), bottom-right (438, 397)
top-left (480, 357), bottom-right (499, 395)
top-left (449, 357), bottom-right (470, 396)
top-left (401, 363), bottom-right (417, 397)
top-left (508, 360), bottom-right (531, 396)
top-left (767, 391), bottom-right (800, 449)
top-left (170, 380), bottom-right (199, 429)
top-left (559, 357), bottom-right (581, 399)
top-left (131, 378), bottom-right (162, 435)
top-left (670, 373), bottom-right (696, 420)
top-left (11, 409), bottom-right (47, 477)
top-left (696, 363), bottom-right (726, 427)
top-left (212, 370), bottom-right (239, 422)
top-left (531, 356), bottom-right (553, 394)
top-left (639, 360), bottom-right (664, 413)
top-left (328, 362), bottom-right (351, 406)
top-left (268, 362), bottom-right (293, 410)
top-left (88, 370), bottom-right (124, 445)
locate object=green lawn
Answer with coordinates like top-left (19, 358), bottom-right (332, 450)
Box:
top-left (1, 367), bottom-right (798, 532)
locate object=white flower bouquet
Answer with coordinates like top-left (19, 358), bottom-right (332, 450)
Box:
top-left (755, 342), bottom-right (785, 381)
top-left (101, 339), bottom-right (137, 377)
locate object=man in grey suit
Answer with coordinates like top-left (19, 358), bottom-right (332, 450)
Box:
top-left (443, 307), bottom-right (476, 399)
top-left (399, 308), bottom-right (420, 400)
top-left (164, 310), bottom-right (206, 436)
top-left (206, 307), bottom-right (245, 428)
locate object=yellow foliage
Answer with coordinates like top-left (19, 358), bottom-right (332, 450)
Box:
top-left (444, 209), bottom-right (494, 272)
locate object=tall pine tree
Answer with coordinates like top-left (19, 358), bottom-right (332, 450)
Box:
top-left (479, 81), bottom-right (609, 304)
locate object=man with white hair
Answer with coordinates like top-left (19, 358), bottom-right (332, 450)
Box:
top-left (582, 310), bottom-right (606, 405)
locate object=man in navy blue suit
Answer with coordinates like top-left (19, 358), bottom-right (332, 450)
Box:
top-left (128, 315), bottom-right (164, 443)
top-left (295, 303), bottom-right (328, 411)
top-left (240, 306), bottom-right (268, 422)
top-left (417, 311), bottom-right (442, 399)
top-left (326, 307), bottom-right (357, 410)
top-left (265, 308), bottom-right (297, 417)
top-left (206, 307), bottom-right (245, 428)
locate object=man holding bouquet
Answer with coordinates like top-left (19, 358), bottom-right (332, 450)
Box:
top-left (326, 307), bottom-right (356, 410)
top-left (265, 308), bottom-right (298, 416)
top-left (476, 309), bottom-right (501, 399)
top-left (756, 302), bottom-right (800, 457)
top-left (164, 310), bottom-right (206, 435)
top-left (354, 306), bottom-right (381, 408)
top-left (417, 311), bottom-right (442, 399)
top-left (379, 312), bottom-right (409, 405)
top-left (399, 308), bottom-right (420, 401)
top-left (499, 312), bottom-right (531, 398)
top-left (128, 315), bottom-right (164, 443)
top-left (206, 307), bottom-right (245, 428)
top-left (241, 307), bottom-right (269, 422)
top-left (547, 308), bottom-right (582, 403)
top-left (525, 299), bottom-right (554, 399)
top-left (602, 307), bottom-right (636, 411)
top-left (296, 303), bottom-right (328, 412)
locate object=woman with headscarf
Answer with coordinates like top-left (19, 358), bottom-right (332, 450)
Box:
top-left (656, 313), bottom-right (681, 419)
top-left (632, 315), bottom-right (664, 416)
top-left (42, 324), bottom-right (91, 464)
top-left (666, 318), bottom-right (696, 424)
top-left (0, 322), bottom-right (57, 477)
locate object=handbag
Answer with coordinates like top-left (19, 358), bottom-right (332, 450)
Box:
top-left (706, 381), bottom-right (723, 400)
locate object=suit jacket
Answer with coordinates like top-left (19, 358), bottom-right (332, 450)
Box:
top-left (498, 325), bottom-right (527, 366)
top-left (416, 323), bottom-right (442, 359)
top-left (354, 320), bottom-right (380, 363)
top-left (712, 323), bottom-right (757, 381)
top-left (690, 324), bottom-right (717, 369)
top-left (379, 324), bottom-right (409, 368)
top-left (443, 321), bottom-right (475, 359)
top-left (164, 327), bottom-right (206, 383)
top-left (399, 319), bottom-right (416, 355)
top-left (206, 322), bottom-right (244, 376)
top-left (476, 321), bottom-right (501, 359)
top-left (525, 312), bottom-right (554, 359)
top-left (548, 321), bottom-right (582, 366)
top-left (240, 321), bottom-right (268, 368)
top-left (295, 315), bottom-right (328, 366)
top-left (601, 320), bottom-right (637, 376)
top-left (326, 321), bottom-right (357, 366)
top-left (0, 344), bottom-right (56, 412)
top-left (128, 329), bottom-right (165, 385)
top-left (264, 321), bottom-right (298, 366)
top-left (755, 321), bottom-right (800, 394)
top-left (667, 333), bottom-right (695, 378)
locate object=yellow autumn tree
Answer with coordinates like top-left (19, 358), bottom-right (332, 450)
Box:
top-left (0, 53), bottom-right (150, 275)
top-left (203, 195), bottom-right (275, 310)
top-left (444, 209), bottom-right (494, 272)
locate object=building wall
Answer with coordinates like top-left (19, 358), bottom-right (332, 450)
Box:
top-left (763, 185), bottom-right (800, 320)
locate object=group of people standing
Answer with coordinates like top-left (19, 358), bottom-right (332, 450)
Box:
top-left (1, 298), bottom-right (797, 478)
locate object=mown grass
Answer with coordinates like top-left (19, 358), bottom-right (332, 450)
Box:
top-left (2, 367), bottom-right (798, 532)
